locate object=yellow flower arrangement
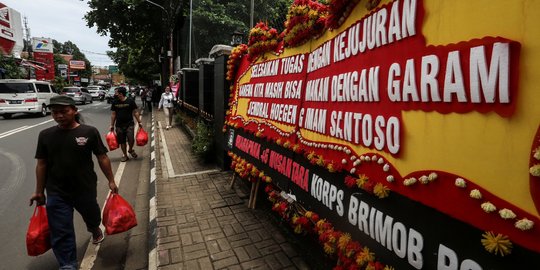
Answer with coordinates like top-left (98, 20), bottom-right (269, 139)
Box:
top-left (481, 231), bottom-right (512, 256)
top-left (373, 183), bottom-right (390, 199)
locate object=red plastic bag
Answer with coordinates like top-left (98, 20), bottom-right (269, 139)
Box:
top-left (102, 193), bottom-right (137, 235)
top-left (26, 205), bottom-right (51, 256)
top-left (136, 127), bottom-right (148, 146)
top-left (106, 131), bottom-right (119, 151)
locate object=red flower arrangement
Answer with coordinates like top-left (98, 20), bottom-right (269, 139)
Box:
top-left (226, 44), bottom-right (248, 81)
top-left (325, 0), bottom-right (361, 30)
top-left (264, 184), bottom-right (393, 269)
top-left (247, 21), bottom-right (280, 60)
top-left (282, 0), bottom-right (329, 48)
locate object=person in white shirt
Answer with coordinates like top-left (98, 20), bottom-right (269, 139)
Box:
top-left (158, 86), bottom-right (176, 129)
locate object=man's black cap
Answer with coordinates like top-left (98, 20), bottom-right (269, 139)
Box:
top-left (47, 95), bottom-right (76, 107)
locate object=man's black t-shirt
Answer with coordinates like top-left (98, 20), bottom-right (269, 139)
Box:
top-left (35, 124), bottom-right (108, 198)
top-left (111, 97), bottom-right (137, 127)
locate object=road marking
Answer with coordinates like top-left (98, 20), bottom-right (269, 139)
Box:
top-left (79, 160), bottom-right (126, 270)
top-left (0, 119), bottom-right (55, 139)
top-left (157, 121), bottom-right (176, 177)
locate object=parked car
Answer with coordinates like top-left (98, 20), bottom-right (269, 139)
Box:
top-left (61, 87), bottom-right (93, 105)
top-left (106, 87), bottom-right (118, 103)
top-left (87, 85), bottom-right (105, 100)
top-left (0, 79), bottom-right (58, 119)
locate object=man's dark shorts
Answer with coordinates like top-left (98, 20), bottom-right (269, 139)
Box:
top-left (115, 124), bottom-right (134, 144)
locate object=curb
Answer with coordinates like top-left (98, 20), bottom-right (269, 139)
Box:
top-left (148, 112), bottom-right (158, 270)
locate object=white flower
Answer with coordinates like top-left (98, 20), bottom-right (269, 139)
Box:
top-left (403, 177), bottom-right (417, 186)
top-left (386, 175), bottom-right (394, 182)
top-left (455, 178), bottom-right (466, 188)
top-left (350, 156), bottom-right (357, 161)
top-left (470, 189), bottom-right (482, 199)
top-left (371, 155), bottom-right (377, 161)
top-left (365, 156), bottom-right (371, 162)
top-left (419, 175), bottom-right (429, 184)
top-left (383, 164), bottom-right (390, 172)
top-left (534, 147), bottom-right (540, 160)
top-left (350, 168), bottom-right (356, 174)
top-left (341, 159), bottom-right (347, 164)
top-left (345, 149), bottom-right (351, 155)
top-left (515, 218), bottom-right (534, 231)
top-left (353, 160), bottom-right (361, 166)
top-left (499, 209), bottom-right (516, 220)
top-left (530, 164), bottom-right (540, 177)
top-left (428, 172), bottom-right (438, 182)
top-left (377, 158), bottom-right (384, 164)
top-left (360, 155), bottom-right (365, 161)
top-left (481, 202), bottom-right (496, 213)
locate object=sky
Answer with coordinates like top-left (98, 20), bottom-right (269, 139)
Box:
top-left (2, 0), bottom-right (115, 67)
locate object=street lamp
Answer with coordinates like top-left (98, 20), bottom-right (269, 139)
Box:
top-left (143, 0), bottom-right (174, 81)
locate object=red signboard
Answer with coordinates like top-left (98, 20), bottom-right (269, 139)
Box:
top-left (33, 52), bottom-right (54, 81)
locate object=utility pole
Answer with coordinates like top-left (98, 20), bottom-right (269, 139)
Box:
top-left (144, 0), bottom-right (175, 80)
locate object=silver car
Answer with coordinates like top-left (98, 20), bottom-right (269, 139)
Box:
top-left (61, 87), bottom-right (93, 105)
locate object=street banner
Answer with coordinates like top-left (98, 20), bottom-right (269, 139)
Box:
top-left (31, 37), bottom-right (54, 53)
top-left (225, 0), bottom-right (540, 268)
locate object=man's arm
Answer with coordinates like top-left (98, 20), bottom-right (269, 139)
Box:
top-left (110, 111), bottom-right (117, 131)
top-left (133, 108), bottom-right (142, 127)
top-left (96, 154), bottom-right (118, 193)
top-left (29, 159), bottom-right (47, 206)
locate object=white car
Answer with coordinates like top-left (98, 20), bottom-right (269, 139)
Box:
top-left (87, 85), bottom-right (104, 100)
top-left (0, 79), bottom-right (58, 119)
top-left (61, 87), bottom-right (93, 105)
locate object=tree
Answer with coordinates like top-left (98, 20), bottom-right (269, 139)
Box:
top-left (188, 0), bottom-right (292, 62)
top-left (84, 0), bottom-right (292, 79)
top-left (0, 54), bottom-right (25, 79)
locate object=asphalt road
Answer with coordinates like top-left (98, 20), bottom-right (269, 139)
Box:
top-left (0, 99), bottom-right (147, 269)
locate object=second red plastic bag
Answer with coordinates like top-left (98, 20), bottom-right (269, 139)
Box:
top-left (102, 193), bottom-right (137, 235)
top-left (136, 127), bottom-right (148, 146)
top-left (26, 205), bottom-right (51, 256)
top-left (105, 131), bottom-right (119, 150)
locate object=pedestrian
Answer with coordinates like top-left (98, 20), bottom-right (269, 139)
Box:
top-left (140, 88), bottom-right (147, 110)
top-left (158, 86), bottom-right (176, 130)
top-left (145, 88), bottom-right (153, 112)
top-left (110, 87), bottom-right (142, 162)
top-left (29, 95), bottom-right (118, 270)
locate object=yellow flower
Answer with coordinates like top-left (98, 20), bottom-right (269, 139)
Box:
top-left (323, 243), bottom-right (335, 254)
top-left (383, 266), bottom-right (395, 270)
top-left (355, 247), bottom-right (375, 266)
top-left (338, 233), bottom-right (351, 250)
top-left (481, 231), bottom-right (512, 256)
top-left (357, 174), bottom-right (369, 188)
top-left (304, 211), bottom-right (313, 219)
top-left (374, 183), bottom-right (390, 199)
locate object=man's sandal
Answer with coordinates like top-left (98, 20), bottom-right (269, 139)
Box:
top-left (121, 156), bottom-right (129, 162)
top-left (92, 227), bottom-right (105, 244)
top-left (128, 150), bottom-right (138, 159)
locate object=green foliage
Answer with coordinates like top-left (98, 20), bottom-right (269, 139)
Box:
top-left (52, 76), bottom-right (68, 91)
top-left (189, 0), bottom-right (292, 61)
top-left (192, 120), bottom-right (214, 159)
top-left (0, 54), bottom-right (25, 79)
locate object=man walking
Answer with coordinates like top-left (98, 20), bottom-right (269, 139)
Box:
top-left (29, 95), bottom-right (118, 270)
top-left (110, 87), bottom-right (142, 162)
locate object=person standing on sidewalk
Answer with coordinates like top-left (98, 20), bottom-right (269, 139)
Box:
top-left (29, 95), bottom-right (118, 270)
top-left (158, 86), bottom-right (176, 130)
top-left (145, 88), bottom-right (153, 112)
top-left (110, 87), bottom-right (142, 162)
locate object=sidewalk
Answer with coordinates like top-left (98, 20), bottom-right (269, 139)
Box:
top-left (149, 109), bottom-right (311, 270)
